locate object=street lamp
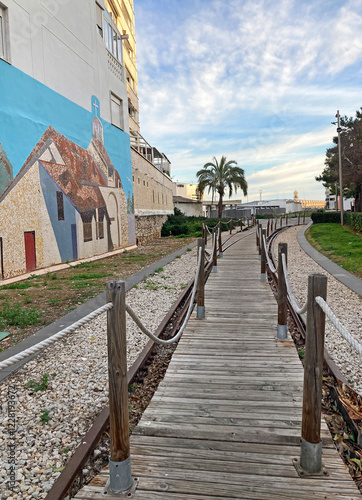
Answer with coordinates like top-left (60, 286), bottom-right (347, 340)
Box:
top-left (336, 111), bottom-right (344, 225)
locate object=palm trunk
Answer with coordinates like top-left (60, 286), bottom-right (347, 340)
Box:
top-left (218, 195), bottom-right (223, 219)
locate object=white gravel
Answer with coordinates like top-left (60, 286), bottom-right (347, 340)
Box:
top-left (273, 226), bottom-right (362, 394)
top-left (0, 247), bottom-right (197, 499)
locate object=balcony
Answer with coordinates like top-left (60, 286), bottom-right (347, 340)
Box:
top-left (131, 133), bottom-right (171, 175)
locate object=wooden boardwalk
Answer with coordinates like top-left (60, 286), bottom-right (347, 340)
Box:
top-left (76, 231), bottom-right (360, 499)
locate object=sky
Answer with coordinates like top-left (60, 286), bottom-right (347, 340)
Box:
top-left (134, 0), bottom-right (362, 202)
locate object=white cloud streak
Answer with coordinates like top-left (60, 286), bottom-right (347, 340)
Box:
top-left (135, 0), bottom-right (362, 199)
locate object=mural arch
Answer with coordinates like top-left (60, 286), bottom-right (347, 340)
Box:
top-left (107, 192), bottom-right (120, 248)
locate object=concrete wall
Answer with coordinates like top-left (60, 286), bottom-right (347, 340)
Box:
top-left (174, 202), bottom-right (203, 217)
top-left (4, 0), bottom-right (129, 132)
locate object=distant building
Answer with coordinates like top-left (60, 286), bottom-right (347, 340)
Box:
top-left (173, 183), bottom-right (204, 201)
top-left (0, 0), bottom-right (135, 279)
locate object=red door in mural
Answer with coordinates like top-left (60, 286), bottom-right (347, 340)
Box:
top-left (24, 232), bottom-right (36, 273)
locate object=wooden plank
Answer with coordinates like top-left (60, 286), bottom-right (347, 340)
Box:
top-left (75, 231), bottom-right (359, 499)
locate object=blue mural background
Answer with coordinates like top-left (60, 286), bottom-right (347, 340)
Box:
top-left (0, 61), bottom-right (133, 200)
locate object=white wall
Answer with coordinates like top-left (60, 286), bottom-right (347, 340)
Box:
top-left (5, 0), bottom-right (129, 131)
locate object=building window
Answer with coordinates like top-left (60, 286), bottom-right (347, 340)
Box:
top-left (96, 2), bottom-right (103, 36)
top-left (110, 93), bottom-right (124, 130)
top-left (103, 14), bottom-right (122, 63)
top-left (0, 5), bottom-right (9, 62)
top-left (56, 191), bottom-right (64, 220)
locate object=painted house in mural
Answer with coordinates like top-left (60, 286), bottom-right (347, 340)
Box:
top-left (0, 0), bottom-right (135, 279)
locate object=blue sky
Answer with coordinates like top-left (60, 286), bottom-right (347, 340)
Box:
top-left (134, 0), bottom-right (362, 202)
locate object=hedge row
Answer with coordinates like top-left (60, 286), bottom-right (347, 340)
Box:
top-left (311, 211), bottom-right (362, 232)
top-left (345, 212), bottom-right (362, 232)
top-left (161, 213), bottom-right (242, 238)
top-left (311, 212), bottom-right (341, 223)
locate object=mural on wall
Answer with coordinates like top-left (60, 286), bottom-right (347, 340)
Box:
top-left (0, 62), bottom-right (135, 280)
top-left (0, 143), bottom-right (13, 198)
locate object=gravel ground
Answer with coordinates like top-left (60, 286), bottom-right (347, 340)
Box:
top-left (273, 226), bottom-right (362, 394)
top-left (0, 247), bottom-right (197, 499)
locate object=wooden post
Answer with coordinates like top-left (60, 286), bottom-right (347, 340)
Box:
top-left (240, 218), bottom-right (243, 231)
top-left (247, 218), bottom-right (250, 229)
top-left (298, 213), bottom-right (300, 225)
top-left (196, 239), bottom-right (205, 319)
top-left (256, 222), bottom-right (259, 249)
top-left (260, 228), bottom-right (266, 282)
top-left (267, 219), bottom-right (270, 237)
top-left (218, 223), bottom-right (223, 256)
top-left (299, 274), bottom-right (327, 474)
top-left (277, 243), bottom-right (288, 340)
top-left (212, 227), bottom-right (218, 272)
top-left (106, 280), bottom-right (134, 493)
top-left (280, 215), bottom-right (283, 228)
top-left (286, 214), bottom-right (288, 225)
top-left (303, 210), bottom-right (306, 224)
top-left (229, 219), bottom-right (232, 234)
top-left (258, 223), bottom-right (262, 258)
top-left (204, 223), bottom-right (208, 245)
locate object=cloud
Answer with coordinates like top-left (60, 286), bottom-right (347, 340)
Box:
top-left (134, 0), bottom-right (362, 199)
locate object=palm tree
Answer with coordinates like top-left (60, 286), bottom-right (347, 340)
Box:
top-left (197, 156), bottom-right (248, 219)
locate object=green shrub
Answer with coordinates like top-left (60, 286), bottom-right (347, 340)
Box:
top-left (345, 212), bottom-right (362, 233)
top-left (311, 212), bottom-right (341, 224)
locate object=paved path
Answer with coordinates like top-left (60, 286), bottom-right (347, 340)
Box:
top-left (75, 230), bottom-right (360, 499)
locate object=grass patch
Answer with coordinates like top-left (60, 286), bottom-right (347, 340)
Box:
top-left (0, 301), bottom-right (42, 327)
top-left (26, 373), bottom-right (49, 392)
top-left (40, 409), bottom-right (51, 424)
top-left (70, 272), bottom-right (112, 280)
top-left (306, 224), bottom-right (362, 278)
top-left (71, 282), bottom-right (96, 290)
top-left (143, 279), bottom-right (159, 290)
top-left (0, 282), bottom-right (39, 290)
top-left (47, 298), bottom-right (62, 304)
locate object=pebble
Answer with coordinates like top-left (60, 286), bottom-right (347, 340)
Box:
top-left (0, 247), bottom-right (198, 498)
top-left (274, 226), bottom-right (362, 394)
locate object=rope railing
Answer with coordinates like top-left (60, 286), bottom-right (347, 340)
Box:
top-left (315, 296), bottom-right (362, 357)
top-left (0, 302), bottom-right (113, 370)
top-left (262, 234), bottom-right (277, 274)
top-left (281, 253), bottom-right (308, 315)
top-left (125, 246), bottom-right (203, 346)
top-left (255, 222), bottom-right (360, 475)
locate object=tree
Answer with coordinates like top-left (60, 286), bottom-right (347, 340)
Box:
top-left (316, 108), bottom-right (362, 212)
top-left (197, 156), bottom-right (248, 219)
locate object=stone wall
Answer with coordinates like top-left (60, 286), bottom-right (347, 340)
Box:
top-left (135, 214), bottom-right (168, 245)
top-left (132, 147), bottom-right (173, 244)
